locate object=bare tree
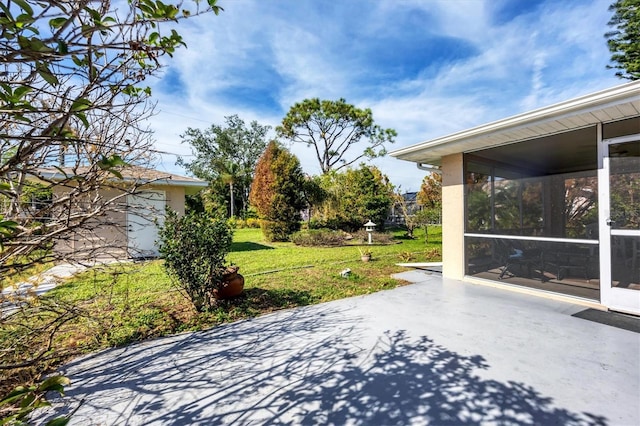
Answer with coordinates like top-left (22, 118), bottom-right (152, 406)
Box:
top-left (0, 0), bottom-right (222, 277)
top-left (0, 0), bottom-right (223, 402)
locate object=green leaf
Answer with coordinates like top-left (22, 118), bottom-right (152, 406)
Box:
top-left (85, 7), bottom-right (101, 23)
top-left (37, 376), bottom-right (70, 393)
top-left (97, 155), bottom-right (128, 179)
top-left (0, 2), bottom-right (13, 20)
top-left (57, 40), bottom-right (68, 54)
top-left (14, 114), bottom-right (32, 123)
top-left (76, 111), bottom-right (89, 128)
top-left (37, 64), bottom-right (60, 86)
top-left (12, 0), bottom-right (33, 15)
top-left (46, 418), bottom-right (71, 426)
top-left (13, 85), bottom-right (32, 98)
top-left (71, 55), bottom-right (85, 67)
top-left (207, 0), bottom-right (224, 14)
top-left (0, 386), bottom-right (33, 406)
top-left (49, 17), bottom-right (67, 28)
top-left (70, 98), bottom-right (92, 112)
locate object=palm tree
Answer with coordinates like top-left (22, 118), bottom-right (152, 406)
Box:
top-left (219, 161), bottom-right (242, 218)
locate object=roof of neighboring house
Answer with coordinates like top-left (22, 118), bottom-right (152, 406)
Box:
top-left (402, 192), bottom-right (418, 203)
top-left (38, 165), bottom-right (208, 188)
top-left (390, 81), bottom-right (640, 166)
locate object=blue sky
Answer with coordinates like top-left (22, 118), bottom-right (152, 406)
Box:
top-left (148, 0), bottom-right (621, 191)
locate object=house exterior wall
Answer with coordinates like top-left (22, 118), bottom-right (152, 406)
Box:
top-left (158, 185), bottom-right (185, 215)
top-left (54, 183), bottom-right (188, 260)
top-left (441, 153), bottom-right (465, 280)
top-left (53, 186), bottom-right (128, 260)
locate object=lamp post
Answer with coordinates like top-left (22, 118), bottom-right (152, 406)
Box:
top-left (364, 220), bottom-right (376, 244)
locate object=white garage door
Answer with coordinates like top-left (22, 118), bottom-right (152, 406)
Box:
top-left (127, 190), bottom-right (166, 258)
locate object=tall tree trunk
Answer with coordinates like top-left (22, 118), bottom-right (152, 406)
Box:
top-left (229, 181), bottom-right (235, 218)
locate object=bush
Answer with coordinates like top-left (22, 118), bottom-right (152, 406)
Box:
top-left (226, 217), bottom-right (262, 229)
top-left (246, 218), bottom-right (261, 228)
top-left (353, 230), bottom-right (396, 245)
top-left (291, 229), bottom-right (345, 247)
top-left (158, 210), bottom-right (233, 312)
top-left (261, 220), bottom-right (297, 242)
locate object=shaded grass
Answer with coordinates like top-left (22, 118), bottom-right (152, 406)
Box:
top-left (0, 226), bottom-right (441, 397)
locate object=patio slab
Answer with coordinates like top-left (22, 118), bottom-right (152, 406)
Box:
top-left (39, 271), bottom-right (639, 425)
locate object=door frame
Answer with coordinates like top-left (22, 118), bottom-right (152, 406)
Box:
top-left (598, 130), bottom-right (640, 315)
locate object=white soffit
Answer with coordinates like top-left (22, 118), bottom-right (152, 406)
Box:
top-left (390, 81), bottom-right (640, 166)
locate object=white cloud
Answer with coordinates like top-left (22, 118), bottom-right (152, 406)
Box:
top-left (144, 0), bottom-right (621, 190)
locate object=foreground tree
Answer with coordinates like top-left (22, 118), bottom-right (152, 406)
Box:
top-left (276, 98), bottom-right (397, 174)
top-left (605, 0), bottom-right (640, 80)
top-left (0, 0), bottom-right (224, 408)
top-left (0, 0), bottom-right (223, 277)
top-left (249, 142), bottom-right (305, 241)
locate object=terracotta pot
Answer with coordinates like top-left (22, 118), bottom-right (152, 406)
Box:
top-left (217, 266), bottom-right (245, 299)
top-left (361, 255), bottom-right (371, 262)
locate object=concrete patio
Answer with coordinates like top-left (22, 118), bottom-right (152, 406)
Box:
top-left (39, 270), bottom-right (639, 425)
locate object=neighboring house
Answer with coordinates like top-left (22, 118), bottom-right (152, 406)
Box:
top-left (390, 81), bottom-right (640, 316)
top-left (38, 166), bottom-right (207, 260)
top-left (387, 192), bottom-right (421, 225)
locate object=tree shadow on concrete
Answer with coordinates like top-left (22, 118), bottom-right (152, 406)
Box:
top-left (39, 305), bottom-right (607, 425)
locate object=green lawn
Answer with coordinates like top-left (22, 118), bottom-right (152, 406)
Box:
top-left (0, 226), bottom-right (441, 396)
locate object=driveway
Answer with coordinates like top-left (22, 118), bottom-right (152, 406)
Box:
top-left (39, 271), bottom-right (639, 425)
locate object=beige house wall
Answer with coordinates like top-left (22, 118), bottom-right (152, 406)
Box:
top-left (441, 153), bottom-right (465, 280)
top-left (54, 183), bottom-right (188, 260)
top-left (156, 185), bottom-right (185, 215)
top-left (53, 186), bottom-right (128, 259)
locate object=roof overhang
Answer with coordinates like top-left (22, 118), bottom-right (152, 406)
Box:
top-left (390, 81), bottom-right (640, 166)
top-left (36, 168), bottom-right (208, 189)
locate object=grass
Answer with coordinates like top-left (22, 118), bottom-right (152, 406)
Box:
top-left (0, 225), bottom-right (441, 396)
top-left (0, 252), bottom-right (53, 291)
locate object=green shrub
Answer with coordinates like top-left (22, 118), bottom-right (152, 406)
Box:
top-left (227, 218), bottom-right (262, 229)
top-left (158, 210), bottom-right (233, 312)
top-left (353, 230), bottom-right (396, 245)
top-left (246, 218), bottom-right (261, 228)
top-left (261, 220), bottom-right (298, 242)
top-left (227, 217), bottom-right (240, 229)
top-left (291, 229), bottom-right (345, 247)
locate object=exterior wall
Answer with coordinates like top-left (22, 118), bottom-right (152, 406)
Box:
top-left (54, 183), bottom-right (188, 260)
top-left (53, 186), bottom-right (128, 260)
top-left (155, 185), bottom-right (185, 215)
top-left (441, 153), bottom-right (465, 279)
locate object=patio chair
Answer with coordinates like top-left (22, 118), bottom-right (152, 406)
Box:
top-left (497, 240), bottom-right (543, 280)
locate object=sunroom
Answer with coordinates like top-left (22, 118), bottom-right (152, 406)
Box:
top-left (391, 81), bottom-right (640, 315)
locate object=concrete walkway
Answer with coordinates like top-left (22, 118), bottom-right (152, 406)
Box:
top-left (1, 263), bottom-right (89, 317)
top-left (39, 271), bottom-right (639, 425)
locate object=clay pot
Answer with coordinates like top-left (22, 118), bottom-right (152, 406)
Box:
top-left (216, 266), bottom-right (245, 299)
top-left (361, 255), bottom-right (371, 262)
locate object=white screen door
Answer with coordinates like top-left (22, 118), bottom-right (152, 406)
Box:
top-left (599, 135), bottom-right (640, 315)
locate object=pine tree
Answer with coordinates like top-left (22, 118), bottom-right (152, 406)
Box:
top-left (605, 0), bottom-right (640, 80)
